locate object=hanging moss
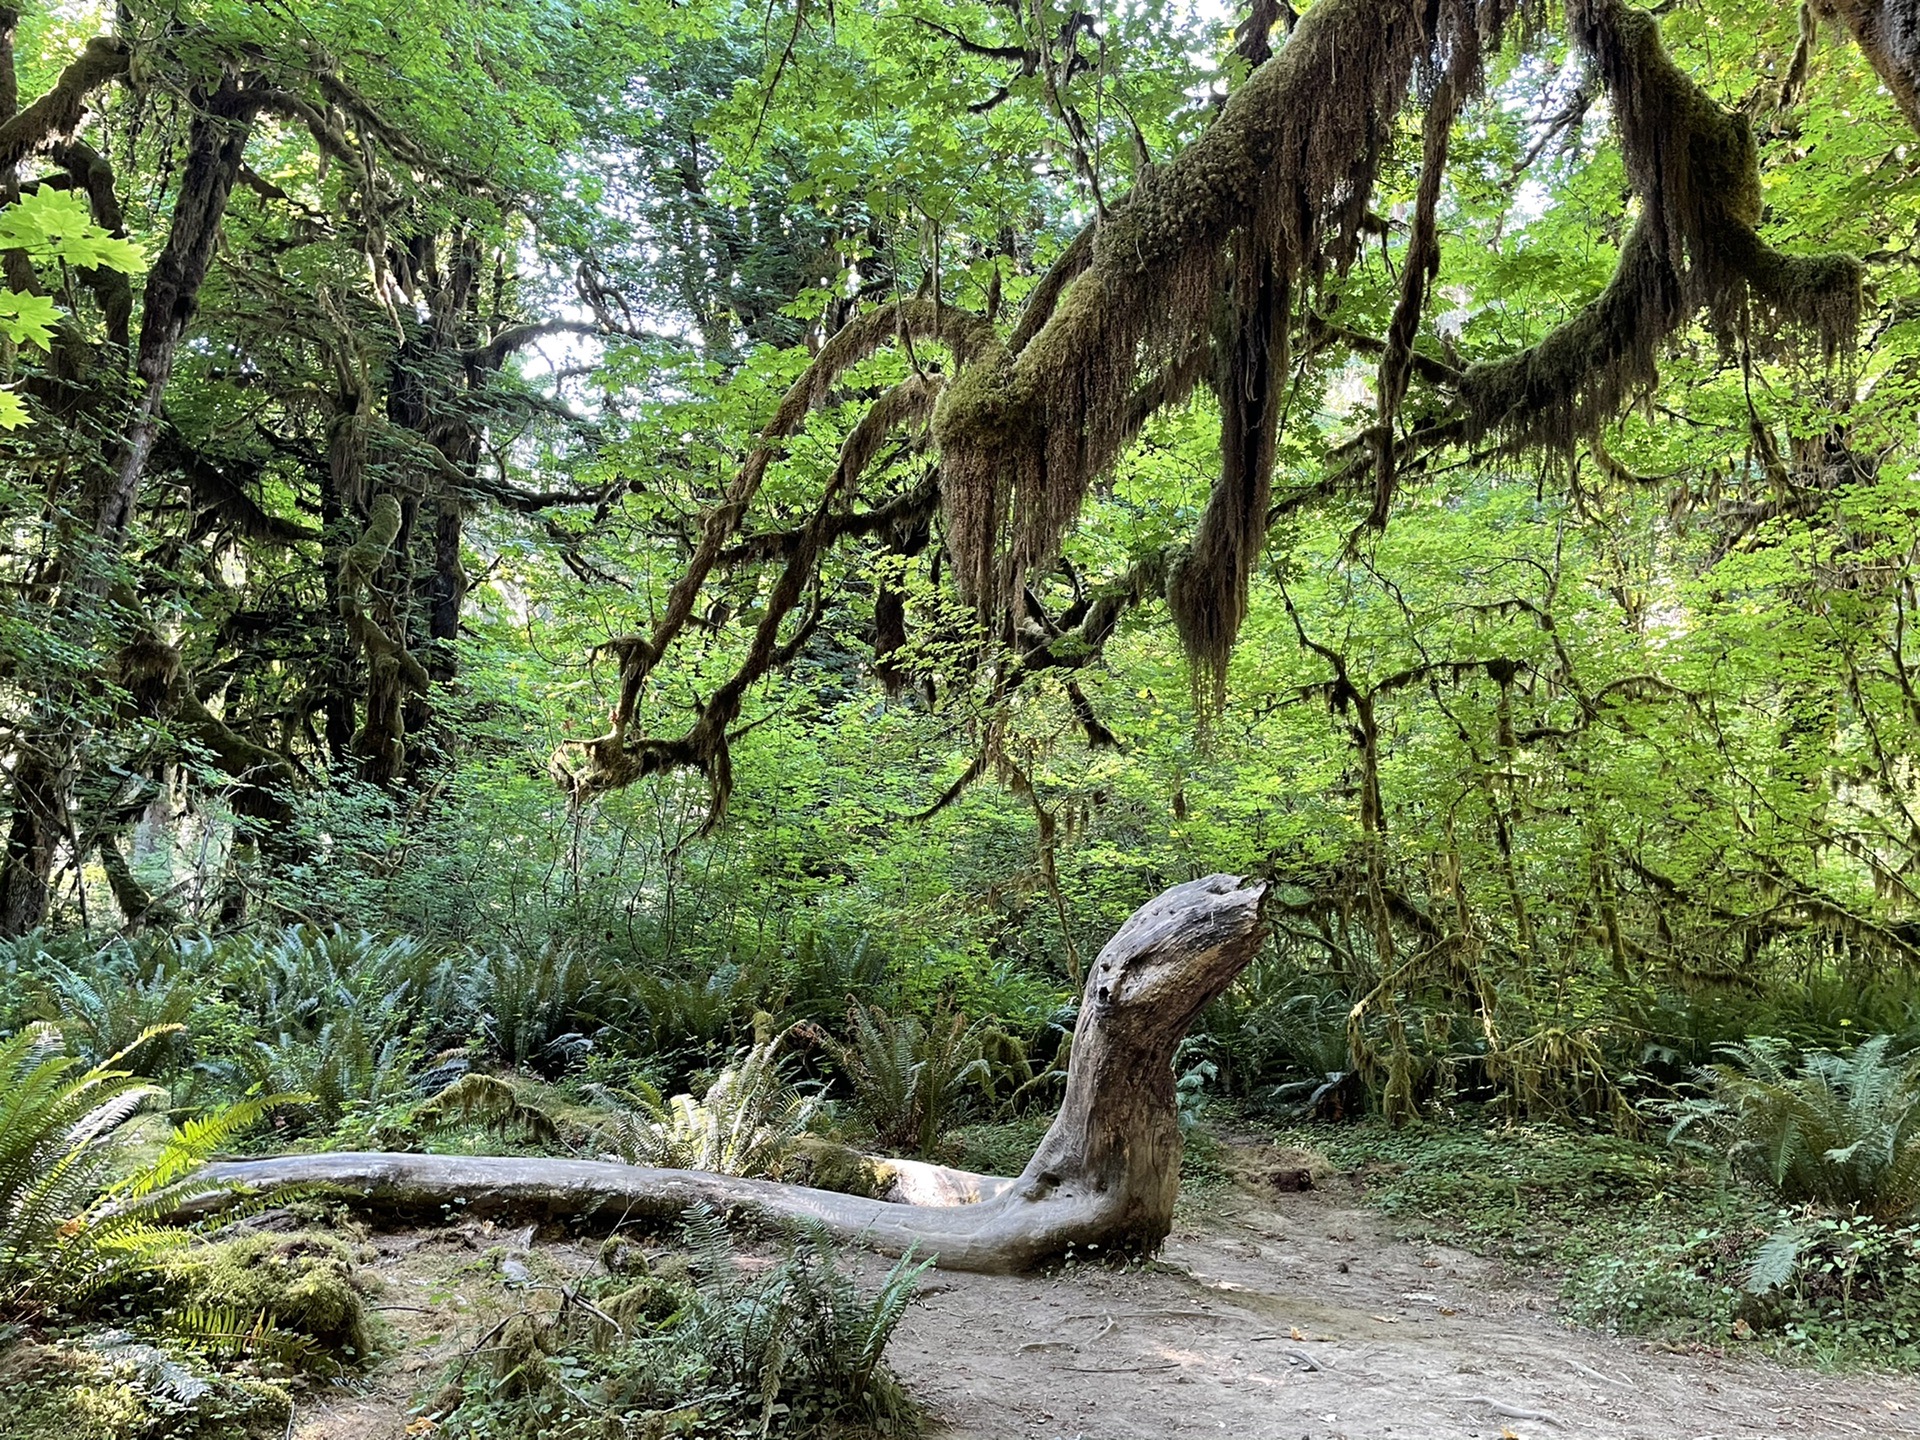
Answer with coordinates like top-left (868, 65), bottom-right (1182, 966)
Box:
top-left (936, 0), bottom-right (1520, 662)
top-left (1464, 0), bottom-right (1862, 448)
top-left (1168, 245), bottom-right (1291, 704)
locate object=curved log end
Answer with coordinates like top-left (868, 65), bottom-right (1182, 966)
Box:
top-left (1090, 872), bottom-right (1270, 1025)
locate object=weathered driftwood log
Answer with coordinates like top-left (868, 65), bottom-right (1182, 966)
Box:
top-left (178, 874), bottom-right (1268, 1273)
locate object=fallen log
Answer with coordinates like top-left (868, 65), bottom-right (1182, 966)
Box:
top-left (175, 873), bottom-right (1268, 1273)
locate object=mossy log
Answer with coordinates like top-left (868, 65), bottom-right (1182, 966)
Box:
top-left (175, 874), bottom-right (1268, 1274)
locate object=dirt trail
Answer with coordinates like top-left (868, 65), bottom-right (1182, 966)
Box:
top-left (890, 1147), bottom-right (1920, 1440)
top-left (293, 1141), bottom-right (1920, 1440)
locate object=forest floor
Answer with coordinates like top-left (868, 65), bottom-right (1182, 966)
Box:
top-left (289, 1135), bottom-right (1920, 1440)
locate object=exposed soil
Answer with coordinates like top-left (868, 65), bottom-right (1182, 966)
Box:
top-left (290, 1140), bottom-right (1920, 1440)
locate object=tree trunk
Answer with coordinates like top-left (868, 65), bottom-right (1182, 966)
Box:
top-left (0, 746), bottom-right (66, 936)
top-left (177, 874), bottom-right (1269, 1273)
top-left (0, 79), bottom-right (255, 934)
top-left (1815, 1), bottom-right (1920, 136)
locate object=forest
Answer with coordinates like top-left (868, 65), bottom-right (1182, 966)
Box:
top-left (2, 0), bottom-right (1920, 1434)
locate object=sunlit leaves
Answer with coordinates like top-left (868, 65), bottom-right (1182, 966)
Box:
top-left (0, 189), bottom-right (146, 274)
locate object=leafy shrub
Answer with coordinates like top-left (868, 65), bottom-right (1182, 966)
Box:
top-left (948, 1115), bottom-right (1051, 1178)
top-left (206, 926), bottom-right (466, 1052)
top-left (1173, 1039), bottom-right (1218, 1132)
top-left (0, 1337), bottom-right (292, 1440)
top-left (590, 1037), bottom-right (821, 1177)
top-left (776, 927), bottom-right (893, 1023)
top-left (1641, 976), bottom-right (1920, 1075)
top-left (1670, 1034), bottom-right (1920, 1219)
top-left (405, 1072), bottom-right (569, 1150)
top-left (432, 1207), bottom-right (924, 1439)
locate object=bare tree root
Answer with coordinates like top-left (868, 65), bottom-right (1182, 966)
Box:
top-left (172, 875), bottom-right (1268, 1274)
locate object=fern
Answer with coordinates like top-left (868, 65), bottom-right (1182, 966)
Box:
top-left (590, 1038), bottom-right (821, 1177)
top-left (470, 945), bottom-right (597, 1070)
top-left (44, 950), bottom-right (200, 1073)
top-left (1670, 1034), bottom-right (1920, 1220)
top-left (629, 966), bottom-right (759, 1058)
top-left (821, 1000), bottom-right (998, 1156)
top-left (0, 1023), bottom-right (287, 1319)
top-left (434, 1206), bottom-right (922, 1437)
top-left (1745, 1224), bottom-right (1809, 1294)
top-left (163, 1303), bottom-right (324, 1370)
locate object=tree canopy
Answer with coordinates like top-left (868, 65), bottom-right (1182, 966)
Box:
top-left (0, 0), bottom-right (1914, 1118)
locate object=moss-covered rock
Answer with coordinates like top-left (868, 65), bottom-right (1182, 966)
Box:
top-left (153, 1231), bottom-right (371, 1366)
top-left (598, 1235), bottom-right (652, 1276)
top-left (601, 1276), bottom-right (691, 1329)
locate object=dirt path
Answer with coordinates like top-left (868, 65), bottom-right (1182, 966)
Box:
top-left (889, 1148), bottom-right (1920, 1440)
top-left (293, 1141), bottom-right (1920, 1440)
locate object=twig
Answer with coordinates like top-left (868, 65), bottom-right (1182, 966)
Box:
top-left (1462, 1396), bottom-right (1563, 1427)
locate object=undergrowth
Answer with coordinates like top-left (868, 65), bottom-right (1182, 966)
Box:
top-left (427, 1207), bottom-right (925, 1439)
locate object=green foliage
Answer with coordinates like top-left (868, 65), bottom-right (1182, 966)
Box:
top-left (470, 946), bottom-right (597, 1073)
top-left (625, 966), bottom-right (762, 1068)
top-left (948, 1115), bottom-right (1051, 1179)
top-left (1200, 962), bottom-right (1355, 1101)
top-left (0, 188), bottom-right (147, 425)
top-left (1293, 1115), bottom-right (1920, 1367)
top-left (409, 1072), bottom-right (568, 1150)
top-left (590, 1038), bottom-right (822, 1177)
top-left (41, 953), bottom-right (201, 1073)
top-left (817, 1002), bottom-right (1006, 1158)
top-left (0, 1024), bottom-right (279, 1321)
top-left (0, 188), bottom-right (144, 278)
top-left (0, 1338), bottom-right (291, 1440)
top-left (1671, 1036), bottom-right (1920, 1220)
top-left (434, 1209), bottom-right (925, 1439)
top-left (239, 1016), bottom-right (418, 1133)
top-left (147, 1232), bottom-right (370, 1370)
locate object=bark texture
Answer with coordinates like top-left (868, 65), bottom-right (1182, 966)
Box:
top-left (177, 874), bottom-right (1269, 1273)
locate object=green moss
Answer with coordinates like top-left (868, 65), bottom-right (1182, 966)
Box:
top-left (154, 1231), bottom-right (371, 1365)
top-left (601, 1277), bottom-right (692, 1329)
top-left (598, 1235), bottom-right (652, 1276)
top-left (0, 1341), bottom-right (290, 1440)
top-left (341, 493), bottom-right (403, 582)
top-left (773, 1135), bottom-right (890, 1198)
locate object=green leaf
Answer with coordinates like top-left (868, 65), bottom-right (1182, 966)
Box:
top-left (0, 188), bottom-right (146, 273)
top-left (1745, 1225), bottom-right (1808, 1294)
top-left (0, 288), bottom-right (62, 349)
